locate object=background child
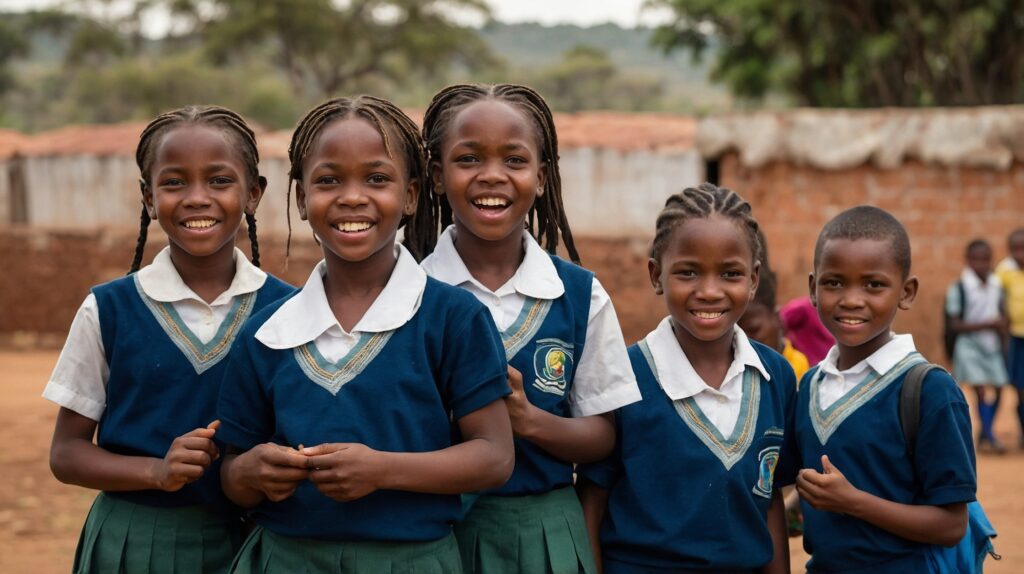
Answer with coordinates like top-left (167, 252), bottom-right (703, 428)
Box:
top-left (740, 268), bottom-right (811, 382)
top-left (795, 206), bottom-right (976, 573)
top-left (44, 105), bottom-right (293, 573)
top-left (995, 228), bottom-right (1024, 447)
top-left (578, 183), bottom-right (795, 574)
top-left (947, 239), bottom-right (1009, 452)
top-left (411, 83), bottom-right (641, 574)
top-left (217, 96), bottom-right (514, 574)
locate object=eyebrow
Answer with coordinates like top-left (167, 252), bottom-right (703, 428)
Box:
top-left (451, 140), bottom-right (529, 152)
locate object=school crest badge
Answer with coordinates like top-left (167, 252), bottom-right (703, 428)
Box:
top-left (533, 338), bottom-right (573, 396)
top-left (752, 446), bottom-right (780, 499)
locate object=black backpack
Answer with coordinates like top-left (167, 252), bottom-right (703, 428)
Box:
top-left (942, 282), bottom-right (965, 361)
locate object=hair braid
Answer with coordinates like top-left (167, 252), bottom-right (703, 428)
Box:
top-left (410, 83), bottom-right (579, 263)
top-left (130, 105), bottom-right (263, 273)
top-left (246, 212), bottom-right (261, 268)
top-left (286, 95), bottom-right (426, 259)
top-left (649, 182), bottom-right (761, 265)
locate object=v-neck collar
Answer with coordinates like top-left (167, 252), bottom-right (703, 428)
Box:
top-left (499, 296), bottom-right (553, 359)
top-left (292, 331), bottom-right (394, 395)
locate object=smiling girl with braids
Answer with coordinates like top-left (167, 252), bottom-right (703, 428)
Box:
top-left (577, 183), bottom-right (797, 573)
top-left (216, 95), bottom-right (514, 573)
top-left (44, 105), bottom-right (294, 573)
top-left (412, 83), bottom-right (641, 574)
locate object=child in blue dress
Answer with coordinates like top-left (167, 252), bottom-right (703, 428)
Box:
top-left (408, 83), bottom-right (642, 574)
top-left (577, 183), bottom-right (796, 574)
top-left (44, 105), bottom-right (294, 573)
top-left (217, 95), bottom-right (514, 573)
top-left (794, 206), bottom-right (977, 573)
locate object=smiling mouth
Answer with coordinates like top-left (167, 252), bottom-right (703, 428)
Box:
top-left (333, 221), bottom-right (374, 233)
top-left (691, 310), bottom-right (725, 320)
top-left (182, 219), bottom-right (218, 229)
top-left (836, 318), bottom-right (868, 325)
top-left (472, 197), bottom-right (510, 210)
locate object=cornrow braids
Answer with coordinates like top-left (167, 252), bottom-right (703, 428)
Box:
top-left (286, 95), bottom-right (426, 258)
top-left (408, 83), bottom-right (580, 264)
top-left (246, 212), bottom-right (261, 268)
top-left (649, 182), bottom-right (762, 266)
top-left (130, 104), bottom-right (263, 273)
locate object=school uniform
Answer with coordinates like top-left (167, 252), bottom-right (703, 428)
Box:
top-left (794, 335), bottom-right (977, 573)
top-left (580, 318), bottom-right (797, 574)
top-left (996, 257), bottom-right (1024, 389)
top-left (946, 269), bottom-right (1008, 385)
top-left (217, 244), bottom-right (510, 573)
top-left (42, 246), bottom-right (295, 574)
top-left (421, 226), bottom-right (642, 574)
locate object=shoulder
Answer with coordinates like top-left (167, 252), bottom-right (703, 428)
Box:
top-left (549, 255), bottom-right (595, 286)
top-left (750, 340), bottom-right (793, 380)
top-left (916, 365), bottom-right (968, 412)
top-left (241, 290), bottom-right (300, 339)
top-left (258, 274), bottom-right (298, 299)
top-left (421, 277), bottom-right (490, 323)
top-left (90, 274), bottom-right (138, 298)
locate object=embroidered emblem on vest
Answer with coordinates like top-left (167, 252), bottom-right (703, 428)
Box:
top-left (293, 331), bottom-right (394, 396)
top-left (502, 297), bottom-right (553, 360)
top-left (753, 446), bottom-right (780, 499)
top-left (808, 352), bottom-right (925, 445)
top-left (134, 275), bottom-right (256, 374)
top-left (639, 341), bottom-right (761, 470)
top-left (532, 338), bottom-right (574, 396)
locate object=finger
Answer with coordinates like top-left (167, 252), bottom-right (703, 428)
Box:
top-left (800, 470), bottom-right (829, 487)
top-left (306, 452), bottom-right (348, 471)
top-left (266, 486), bottom-right (298, 502)
top-left (206, 419), bottom-right (221, 431)
top-left (264, 446), bottom-right (314, 468)
top-left (261, 467), bottom-right (310, 483)
top-left (170, 463), bottom-right (205, 481)
top-left (301, 443), bottom-right (351, 457)
top-left (821, 455), bottom-right (833, 474)
top-left (177, 437), bottom-right (220, 458)
top-left (507, 366), bottom-right (523, 390)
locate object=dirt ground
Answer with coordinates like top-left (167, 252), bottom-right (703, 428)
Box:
top-left (1, 351), bottom-right (1020, 573)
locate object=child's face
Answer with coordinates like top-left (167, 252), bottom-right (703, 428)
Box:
top-left (809, 238), bottom-right (917, 363)
top-left (738, 301), bottom-right (781, 351)
top-left (296, 117), bottom-right (418, 266)
top-left (649, 215), bottom-right (759, 350)
top-left (1010, 232), bottom-right (1024, 267)
top-left (966, 244), bottom-right (992, 278)
top-left (143, 125), bottom-right (262, 261)
top-left (433, 99), bottom-right (545, 244)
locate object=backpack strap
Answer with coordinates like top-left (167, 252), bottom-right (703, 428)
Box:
top-left (957, 280), bottom-right (966, 320)
top-left (899, 362), bottom-right (947, 459)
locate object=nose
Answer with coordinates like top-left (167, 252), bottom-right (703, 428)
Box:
top-left (335, 182), bottom-right (370, 208)
top-left (838, 288), bottom-right (865, 309)
top-left (694, 276), bottom-right (725, 301)
top-left (476, 158), bottom-right (508, 185)
top-left (181, 182), bottom-right (212, 208)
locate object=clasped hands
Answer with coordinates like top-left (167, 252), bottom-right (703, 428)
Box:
top-left (235, 441), bottom-right (385, 503)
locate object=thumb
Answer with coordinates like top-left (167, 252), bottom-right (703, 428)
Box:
top-left (301, 443), bottom-right (349, 456)
top-left (507, 366), bottom-right (523, 390)
top-left (206, 419), bottom-right (221, 432)
top-left (821, 454), bottom-right (834, 474)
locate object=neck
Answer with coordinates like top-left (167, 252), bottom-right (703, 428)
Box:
top-left (836, 331), bottom-right (893, 371)
top-left (672, 320), bottom-right (735, 390)
top-left (452, 222), bottom-right (526, 291)
top-left (323, 245), bottom-right (397, 298)
top-left (168, 242), bottom-right (236, 304)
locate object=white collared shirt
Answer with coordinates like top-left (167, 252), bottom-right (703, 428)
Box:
top-left (421, 226), bottom-right (641, 417)
top-left (816, 334), bottom-right (917, 410)
top-left (256, 244), bottom-right (426, 362)
top-left (43, 246), bottom-right (267, 421)
top-left (645, 317), bottom-right (771, 437)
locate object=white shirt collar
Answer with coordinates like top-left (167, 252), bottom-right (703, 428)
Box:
top-left (256, 244), bottom-right (426, 349)
top-left (818, 333), bottom-right (917, 377)
top-left (644, 316), bottom-right (771, 401)
top-left (998, 256), bottom-right (1020, 272)
top-left (421, 225), bottom-right (564, 300)
top-left (136, 246), bottom-right (266, 306)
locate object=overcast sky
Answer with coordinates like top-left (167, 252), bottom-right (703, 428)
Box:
top-left (0, 0), bottom-right (674, 28)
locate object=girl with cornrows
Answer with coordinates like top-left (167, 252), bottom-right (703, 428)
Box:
top-left (577, 183), bottom-right (796, 574)
top-left (217, 95), bottom-right (514, 573)
top-left (410, 83), bottom-right (641, 574)
top-left (45, 105), bottom-right (295, 573)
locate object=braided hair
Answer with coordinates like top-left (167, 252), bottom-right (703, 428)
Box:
top-left (286, 95), bottom-right (426, 258)
top-left (649, 182), bottom-right (762, 266)
top-left (406, 83), bottom-right (579, 263)
top-left (131, 105), bottom-right (263, 273)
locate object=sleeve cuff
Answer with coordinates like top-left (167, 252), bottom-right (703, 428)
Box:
top-left (42, 382), bottom-right (104, 421)
top-left (578, 459), bottom-right (618, 489)
top-left (918, 484), bottom-right (977, 506)
top-left (450, 372), bottom-right (512, 420)
top-left (569, 383), bottom-right (642, 417)
top-left (216, 418), bottom-right (269, 452)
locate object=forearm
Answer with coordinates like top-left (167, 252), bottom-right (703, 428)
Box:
top-left (846, 491), bottom-right (967, 546)
top-left (50, 437), bottom-right (162, 491)
top-left (377, 437), bottom-right (513, 494)
top-left (761, 489), bottom-right (790, 574)
top-left (577, 478), bottom-right (609, 574)
top-left (220, 453), bottom-right (267, 509)
top-left (519, 411), bottom-right (615, 464)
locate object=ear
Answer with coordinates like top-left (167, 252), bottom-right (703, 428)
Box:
top-left (898, 275), bottom-right (919, 310)
top-left (807, 272), bottom-right (817, 306)
top-left (648, 258), bottom-right (663, 295)
top-left (404, 177), bottom-right (420, 216)
top-left (429, 163), bottom-right (445, 196)
top-left (535, 162), bottom-right (547, 197)
top-left (295, 181), bottom-right (308, 221)
top-left (748, 260), bottom-right (761, 302)
top-left (245, 175), bottom-right (267, 215)
top-left (140, 179), bottom-right (156, 219)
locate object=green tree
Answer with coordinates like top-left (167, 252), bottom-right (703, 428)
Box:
top-left (536, 45), bottom-right (664, 112)
top-left (650, 0), bottom-right (1024, 106)
top-left (0, 19), bottom-right (29, 96)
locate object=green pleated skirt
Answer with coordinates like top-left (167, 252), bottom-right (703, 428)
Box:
top-left (454, 487), bottom-right (595, 574)
top-left (73, 492), bottom-right (242, 574)
top-left (230, 527), bottom-right (463, 574)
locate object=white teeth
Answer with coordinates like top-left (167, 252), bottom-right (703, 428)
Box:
top-left (838, 318), bottom-right (866, 325)
top-left (184, 219), bottom-right (216, 229)
top-left (693, 311), bottom-right (724, 319)
top-left (474, 197), bottom-right (509, 207)
top-left (334, 221), bottom-right (373, 232)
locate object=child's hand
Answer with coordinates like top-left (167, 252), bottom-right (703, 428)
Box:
top-left (303, 443), bottom-right (384, 502)
top-left (232, 442), bottom-right (311, 502)
top-left (154, 420), bottom-right (221, 492)
top-left (795, 455), bottom-right (863, 515)
top-left (504, 366), bottom-right (538, 438)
